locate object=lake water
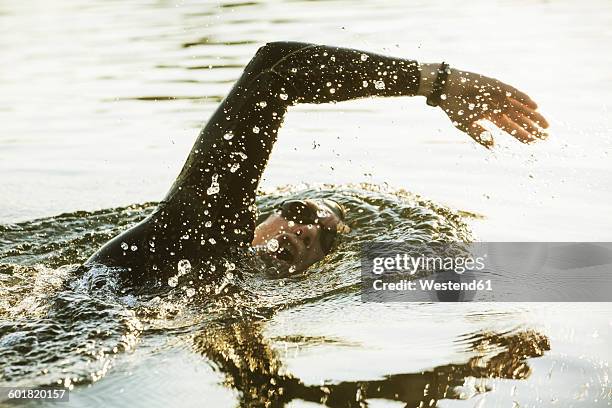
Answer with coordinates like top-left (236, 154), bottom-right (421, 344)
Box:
top-left (1, 0), bottom-right (611, 407)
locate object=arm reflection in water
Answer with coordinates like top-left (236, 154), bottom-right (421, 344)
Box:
top-left (193, 322), bottom-right (550, 407)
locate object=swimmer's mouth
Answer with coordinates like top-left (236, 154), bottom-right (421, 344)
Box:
top-left (271, 233), bottom-right (301, 265)
top-left (275, 246), bottom-right (294, 263)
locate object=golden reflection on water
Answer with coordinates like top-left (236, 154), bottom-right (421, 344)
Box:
top-left (194, 321), bottom-right (549, 407)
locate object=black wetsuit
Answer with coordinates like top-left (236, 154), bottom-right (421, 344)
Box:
top-left (87, 42), bottom-right (420, 284)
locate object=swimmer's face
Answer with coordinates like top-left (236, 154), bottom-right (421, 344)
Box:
top-left (252, 199), bottom-right (343, 275)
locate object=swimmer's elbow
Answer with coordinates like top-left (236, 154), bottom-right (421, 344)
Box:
top-left (251, 41), bottom-right (313, 70)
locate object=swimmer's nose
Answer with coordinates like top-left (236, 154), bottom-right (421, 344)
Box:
top-left (294, 224), bottom-right (317, 248)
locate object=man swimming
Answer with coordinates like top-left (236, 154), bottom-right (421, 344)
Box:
top-left (86, 41), bottom-right (549, 284)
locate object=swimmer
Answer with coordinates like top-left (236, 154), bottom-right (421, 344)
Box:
top-left (86, 42), bottom-right (549, 281)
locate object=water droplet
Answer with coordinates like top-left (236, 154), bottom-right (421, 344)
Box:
top-left (205, 221), bottom-right (212, 228)
top-left (360, 54), bottom-right (368, 61)
top-left (177, 259), bottom-right (191, 276)
top-left (252, 126), bottom-right (260, 134)
top-left (223, 132), bottom-right (234, 140)
top-left (440, 94), bottom-right (447, 100)
top-left (362, 81), bottom-right (369, 88)
top-left (468, 103), bottom-right (475, 110)
top-left (479, 131), bottom-right (493, 143)
top-left (207, 173), bottom-right (220, 195)
top-left (290, 67), bottom-right (298, 73)
top-left (287, 221), bottom-right (295, 227)
top-left (329, 88), bottom-right (336, 94)
top-left (258, 101), bottom-right (267, 108)
top-left (279, 93), bottom-right (288, 100)
top-left (374, 80), bottom-right (386, 90)
top-left (288, 266), bottom-right (296, 273)
top-left (266, 239), bottom-right (279, 252)
top-left (168, 276), bottom-right (178, 287)
top-left (130, 245), bottom-right (138, 252)
top-left (458, 110), bottom-right (464, 116)
top-left (121, 242), bottom-right (129, 250)
top-left (208, 238), bottom-right (216, 245)
top-left (185, 287), bottom-right (196, 297)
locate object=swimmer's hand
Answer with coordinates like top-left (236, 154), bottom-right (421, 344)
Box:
top-left (418, 64), bottom-right (549, 148)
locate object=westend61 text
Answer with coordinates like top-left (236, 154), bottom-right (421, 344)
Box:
top-left (372, 254), bottom-right (486, 275)
top-left (372, 279), bottom-right (493, 292)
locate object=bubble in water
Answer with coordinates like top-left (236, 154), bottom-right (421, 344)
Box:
top-left (440, 94), bottom-right (447, 100)
top-left (205, 221), bottom-right (212, 228)
top-left (168, 276), bottom-right (178, 287)
top-left (121, 242), bottom-right (128, 250)
top-left (252, 126), bottom-right (260, 134)
top-left (288, 266), bottom-right (296, 273)
top-left (209, 238), bottom-right (216, 245)
top-left (468, 103), bottom-right (476, 110)
top-left (266, 239), bottom-right (279, 252)
top-left (177, 259), bottom-right (191, 276)
top-left (374, 80), bottom-right (386, 90)
top-left (279, 93), bottom-right (288, 100)
top-left (329, 88), bottom-right (336, 94)
top-left (230, 163), bottom-right (240, 173)
top-left (287, 221), bottom-right (295, 227)
top-left (360, 54), bottom-right (368, 61)
top-left (258, 101), bottom-right (267, 108)
top-left (223, 132), bottom-right (234, 140)
top-left (225, 261), bottom-right (235, 271)
top-left (362, 81), bottom-right (369, 88)
top-left (130, 245), bottom-right (138, 252)
top-left (185, 287), bottom-right (196, 297)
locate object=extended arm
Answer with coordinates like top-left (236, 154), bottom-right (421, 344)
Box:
top-left (89, 41), bottom-right (548, 278)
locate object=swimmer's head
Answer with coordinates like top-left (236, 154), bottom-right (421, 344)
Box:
top-left (252, 198), bottom-right (349, 275)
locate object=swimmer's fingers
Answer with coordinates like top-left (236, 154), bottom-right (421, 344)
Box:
top-left (499, 82), bottom-right (538, 110)
top-left (507, 99), bottom-right (550, 129)
top-left (456, 121), bottom-right (494, 149)
top-left (504, 109), bottom-right (549, 140)
top-left (490, 114), bottom-right (537, 144)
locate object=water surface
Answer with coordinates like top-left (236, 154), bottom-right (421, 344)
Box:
top-left (1, 0), bottom-right (611, 406)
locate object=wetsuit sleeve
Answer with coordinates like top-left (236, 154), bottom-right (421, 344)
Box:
top-left (159, 42), bottom-right (420, 249)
